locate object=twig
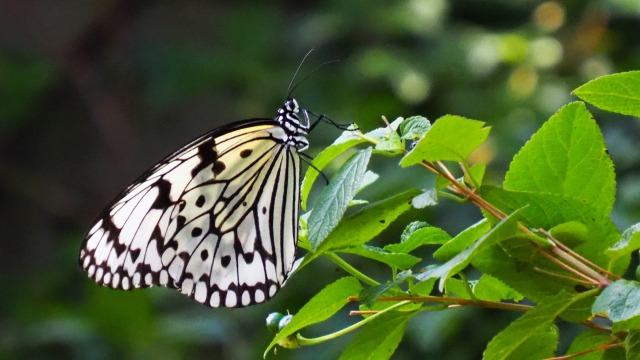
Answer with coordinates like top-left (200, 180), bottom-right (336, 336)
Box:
top-left (545, 342), bottom-right (622, 360)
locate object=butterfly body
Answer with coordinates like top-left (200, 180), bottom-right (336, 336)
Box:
top-left (80, 99), bottom-right (308, 308)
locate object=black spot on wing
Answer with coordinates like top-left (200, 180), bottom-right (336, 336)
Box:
top-left (191, 138), bottom-right (218, 177)
top-left (130, 248), bottom-right (141, 263)
top-left (234, 233), bottom-right (257, 264)
top-left (111, 239), bottom-right (127, 257)
top-left (151, 179), bottom-right (173, 209)
top-left (212, 161), bottom-right (226, 175)
top-left (195, 195), bottom-right (205, 207)
top-left (240, 149), bottom-right (252, 158)
top-left (221, 255), bottom-right (231, 267)
top-left (191, 227), bottom-right (202, 237)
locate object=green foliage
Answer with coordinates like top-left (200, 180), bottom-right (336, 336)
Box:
top-left (268, 70), bottom-right (640, 359)
top-left (573, 71), bottom-right (640, 117)
top-left (626, 330), bottom-right (640, 360)
top-left (308, 148), bottom-right (372, 250)
top-left (608, 223), bottom-right (640, 260)
top-left (338, 312), bottom-right (413, 360)
top-left (264, 277), bottom-right (363, 356)
top-left (400, 115), bottom-right (490, 166)
top-left (399, 116), bottom-right (431, 140)
top-left (565, 329), bottom-right (617, 360)
top-left (484, 290), bottom-right (593, 360)
top-left (593, 280), bottom-right (640, 332)
top-left (473, 275), bottom-right (523, 303)
top-left (503, 102), bottom-right (615, 218)
top-left (301, 126), bottom-right (367, 210)
top-left (416, 209), bottom-right (522, 291)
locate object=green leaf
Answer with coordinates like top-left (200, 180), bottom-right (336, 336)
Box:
top-left (374, 130), bottom-right (404, 155)
top-left (365, 117), bottom-right (404, 140)
top-left (339, 312), bottom-right (413, 360)
top-left (566, 329), bottom-right (615, 360)
top-left (479, 186), bottom-right (624, 274)
top-left (400, 221), bottom-right (431, 242)
top-left (484, 291), bottom-right (590, 360)
top-left (549, 221), bottom-right (589, 248)
top-left (444, 278), bottom-right (473, 299)
top-left (627, 330), bottom-right (640, 360)
top-left (339, 245), bottom-right (421, 270)
top-left (607, 223), bottom-right (640, 259)
top-left (592, 280), bottom-right (640, 332)
top-left (362, 117), bottom-right (406, 156)
top-left (411, 188), bottom-right (438, 208)
top-left (359, 271), bottom-right (415, 306)
top-left (507, 325), bottom-right (558, 360)
top-left (264, 277), bottom-right (363, 356)
top-left (473, 274), bottom-right (523, 302)
top-left (399, 116), bottom-right (431, 140)
top-left (410, 274), bottom-right (437, 296)
top-left (360, 280), bottom-right (406, 307)
top-left (466, 163), bottom-right (486, 187)
top-left (400, 115), bottom-right (490, 166)
top-left (301, 126), bottom-right (366, 210)
top-left (384, 226), bottom-right (450, 254)
top-left (504, 102), bottom-right (615, 218)
top-left (357, 170), bottom-right (379, 193)
top-left (416, 209), bottom-right (522, 290)
top-left (308, 148), bottom-right (372, 251)
top-left (573, 71), bottom-right (640, 117)
top-left (316, 189), bottom-right (421, 253)
top-left (433, 219), bottom-right (491, 262)
top-left (472, 240), bottom-right (587, 321)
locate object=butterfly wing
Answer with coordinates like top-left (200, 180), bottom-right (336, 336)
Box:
top-left (80, 120), bottom-right (300, 307)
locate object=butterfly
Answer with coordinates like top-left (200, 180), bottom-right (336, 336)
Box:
top-left (79, 98), bottom-right (313, 308)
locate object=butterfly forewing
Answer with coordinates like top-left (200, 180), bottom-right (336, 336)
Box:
top-left (80, 100), bottom-right (306, 308)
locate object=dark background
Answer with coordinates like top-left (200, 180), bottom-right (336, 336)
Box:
top-left (1, 1), bottom-right (639, 359)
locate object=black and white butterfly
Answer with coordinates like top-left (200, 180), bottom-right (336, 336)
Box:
top-left (79, 98), bottom-right (313, 308)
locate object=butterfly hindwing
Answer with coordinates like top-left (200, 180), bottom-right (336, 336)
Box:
top-left (80, 111), bottom-right (303, 308)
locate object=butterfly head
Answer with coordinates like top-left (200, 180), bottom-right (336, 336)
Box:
top-left (277, 98), bottom-right (309, 151)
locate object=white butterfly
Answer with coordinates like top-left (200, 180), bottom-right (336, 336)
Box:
top-left (79, 99), bottom-right (309, 308)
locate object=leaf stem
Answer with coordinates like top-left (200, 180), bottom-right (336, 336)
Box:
top-left (371, 295), bottom-right (533, 313)
top-left (325, 252), bottom-right (380, 287)
top-left (353, 131), bottom-right (381, 145)
top-left (532, 267), bottom-right (597, 286)
top-left (535, 247), bottom-right (600, 286)
top-left (430, 160), bottom-right (612, 286)
top-left (539, 228), bottom-right (620, 280)
top-left (545, 342), bottom-right (623, 360)
top-left (294, 300), bottom-right (412, 346)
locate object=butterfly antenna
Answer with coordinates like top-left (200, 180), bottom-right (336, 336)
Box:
top-left (287, 58), bottom-right (340, 99)
top-left (287, 49), bottom-right (315, 98)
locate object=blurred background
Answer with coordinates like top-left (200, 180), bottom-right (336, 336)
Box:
top-left (1, 0), bottom-right (639, 359)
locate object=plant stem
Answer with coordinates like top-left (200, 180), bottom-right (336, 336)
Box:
top-left (535, 247), bottom-right (600, 285)
top-left (325, 252), bottom-right (380, 287)
top-left (295, 300), bottom-right (412, 346)
top-left (358, 129), bottom-right (614, 291)
top-left (373, 295), bottom-right (533, 313)
top-left (545, 342), bottom-right (623, 360)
